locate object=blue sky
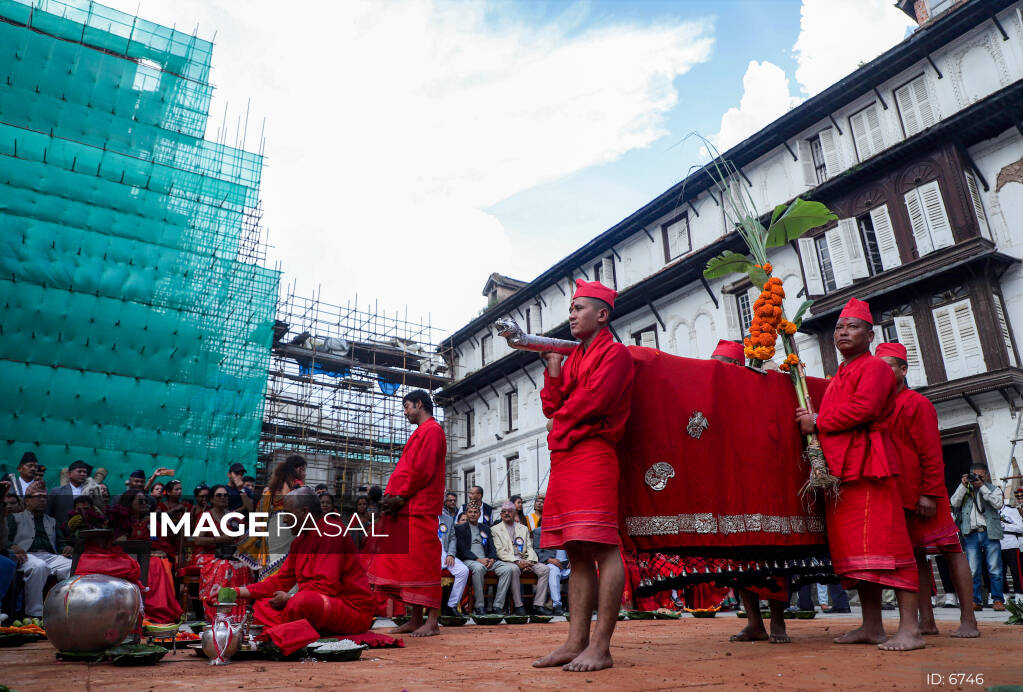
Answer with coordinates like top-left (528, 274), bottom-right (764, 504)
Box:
top-left (103, 0), bottom-right (914, 333)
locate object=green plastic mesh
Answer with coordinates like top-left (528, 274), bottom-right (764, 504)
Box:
top-left (0, 0), bottom-right (280, 492)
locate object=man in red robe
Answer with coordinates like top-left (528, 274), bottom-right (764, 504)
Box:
top-left (533, 279), bottom-right (634, 672)
top-left (876, 342), bottom-right (979, 639)
top-left (796, 298), bottom-right (923, 651)
top-left (237, 487), bottom-right (376, 639)
top-left (367, 389), bottom-right (447, 637)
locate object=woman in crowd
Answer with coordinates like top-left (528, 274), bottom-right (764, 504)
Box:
top-left (191, 484), bottom-right (210, 523)
top-left (510, 494), bottom-right (528, 526)
top-left (349, 495), bottom-right (373, 550)
top-left (157, 479), bottom-right (189, 559)
top-left (320, 493), bottom-right (335, 515)
top-left (236, 456), bottom-right (306, 580)
top-left (191, 484), bottom-right (250, 621)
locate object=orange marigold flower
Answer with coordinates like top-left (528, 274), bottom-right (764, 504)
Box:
top-left (770, 285), bottom-right (785, 297)
top-left (759, 333), bottom-right (774, 347)
top-left (783, 322), bottom-right (798, 335)
top-left (779, 362), bottom-right (790, 372)
top-left (769, 295), bottom-right (784, 306)
top-left (762, 262), bottom-right (773, 274)
top-left (773, 306), bottom-right (783, 317)
top-left (768, 277), bottom-right (783, 286)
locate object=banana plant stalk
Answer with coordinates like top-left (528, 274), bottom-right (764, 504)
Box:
top-left (694, 134), bottom-right (840, 496)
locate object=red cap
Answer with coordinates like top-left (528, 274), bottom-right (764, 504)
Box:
top-left (838, 298), bottom-right (873, 325)
top-left (875, 342), bottom-right (907, 361)
top-left (572, 279), bottom-right (617, 309)
top-left (711, 339), bottom-right (745, 362)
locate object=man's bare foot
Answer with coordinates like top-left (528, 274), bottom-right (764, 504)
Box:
top-left (768, 621), bottom-right (790, 644)
top-left (409, 622), bottom-right (440, 637)
top-left (950, 621), bottom-right (980, 638)
top-left (563, 645), bottom-right (613, 673)
top-left (833, 626), bottom-right (887, 644)
top-left (919, 620), bottom-right (939, 636)
top-left (390, 621), bottom-right (418, 634)
top-left (877, 630), bottom-right (925, 651)
top-left (729, 624), bottom-right (768, 642)
top-left (533, 643), bottom-right (583, 668)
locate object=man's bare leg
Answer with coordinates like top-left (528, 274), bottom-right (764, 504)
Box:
top-left (410, 607), bottom-right (440, 637)
top-left (767, 599), bottom-right (790, 643)
top-left (564, 543), bottom-right (621, 672)
top-left (916, 551), bottom-right (939, 635)
top-left (534, 543), bottom-right (594, 668)
top-left (878, 588), bottom-right (925, 651)
top-left (730, 589), bottom-right (768, 642)
top-left (834, 582), bottom-right (887, 644)
top-left (391, 605), bottom-right (423, 634)
top-left (946, 551), bottom-right (979, 638)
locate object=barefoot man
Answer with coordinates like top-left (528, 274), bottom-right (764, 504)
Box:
top-left (876, 342), bottom-right (979, 638)
top-left (709, 339), bottom-right (792, 644)
top-left (795, 298), bottom-right (924, 652)
top-left (367, 389), bottom-right (447, 637)
top-left (533, 279), bottom-right (634, 672)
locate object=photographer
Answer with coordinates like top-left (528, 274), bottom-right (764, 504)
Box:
top-left (950, 463), bottom-right (1005, 611)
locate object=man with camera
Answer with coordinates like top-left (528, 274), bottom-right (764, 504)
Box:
top-left (950, 463), bottom-right (1005, 611)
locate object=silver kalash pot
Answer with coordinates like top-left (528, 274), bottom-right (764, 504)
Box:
top-left (200, 603), bottom-right (245, 665)
top-left (43, 574), bottom-right (142, 652)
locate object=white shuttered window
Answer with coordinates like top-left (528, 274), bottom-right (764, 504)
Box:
top-left (964, 170), bottom-right (991, 239)
top-left (904, 181), bottom-right (954, 257)
top-left (798, 237), bottom-right (825, 295)
top-left (893, 316), bottom-right (928, 386)
top-left (850, 103), bottom-right (885, 161)
top-left (931, 298), bottom-right (986, 380)
top-left (818, 127), bottom-right (841, 179)
top-left (825, 228), bottom-right (854, 289)
top-left (993, 295), bottom-right (1018, 368)
top-left (894, 75), bottom-right (938, 137)
top-left (664, 215), bottom-right (691, 261)
top-left (868, 205), bottom-right (901, 271)
top-left (838, 218), bottom-right (870, 280)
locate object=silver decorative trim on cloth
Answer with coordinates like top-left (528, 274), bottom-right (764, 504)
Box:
top-left (686, 411), bottom-right (709, 439)
top-left (643, 462), bottom-right (676, 491)
top-left (625, 513), bottom-right (825, 536)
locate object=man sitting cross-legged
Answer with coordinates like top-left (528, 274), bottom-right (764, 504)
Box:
top-left (492, 500), bottom-right (551, 615)
top-left (237, 487), bottom-right (376, 638)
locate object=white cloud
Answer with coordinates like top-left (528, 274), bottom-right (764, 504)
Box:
top-left (710, 60), bottom-right (801, 152)
top-left (708, 0), bottom-right (914, 156)
top-left (106, 0), bottom-right (714, 332)
top-left (793, 0), bottom-right (915, 96)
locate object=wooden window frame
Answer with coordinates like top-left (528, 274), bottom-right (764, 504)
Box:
top-left (480, 333), bottom-right (493, 366)
top-left (632, 324), bottom-right (659, 349)
top-left (661, 211), bottom-right (692, 263)
top-left (848, 101), bottom-right (884, 163)
top-left (892, 72), bottom-right (936, 139)
top-left (464, 409), bottom-right (474, 448)
top-left (593, 255), bottom-right (617, 289)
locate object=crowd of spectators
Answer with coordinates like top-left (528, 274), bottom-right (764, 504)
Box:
top-left (1, 453), bottom-right (1020, 625)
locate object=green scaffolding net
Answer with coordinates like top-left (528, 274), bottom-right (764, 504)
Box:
top-left (0, 0), bottom-right (280, 492)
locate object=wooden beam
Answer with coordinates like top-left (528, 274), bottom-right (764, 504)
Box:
top-left (992, 14), bottom-right (1009, 41)
top-left (647, 301), bottom-right (666, 332)
top-left (643, 226), bottom-right (656, 243)
top-left (686, 199), bottom-right (700, 218)
top-left (957, 142), bottom-right (990, 191)
top-left (488, 383), bottom-right (501, 400)
top-left (873, 87), bottom-right (888, 110)
top-left (577, 266), bottom-right (590, 280)
top-left (828, 114), bottom-right (843, 136)
top-left (700, 276), bottom-right (719, 309)
top-left (520, 365), bottom-right (537, 389)
top-left (737, 167), bottom-right (752, 188)
top-left (608, 324), bottom-right (622, 343)
top-left (926, 54), bottom-right (943, 79)
top-left (962, 393), bottom-right (982, 417)
top-left (783, 141), bottom-right (797, 162)
top-left (610, 246), bottom-right (622, 261)
top-left (474, 389), bottom-right (490, 410)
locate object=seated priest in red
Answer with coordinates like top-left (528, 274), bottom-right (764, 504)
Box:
top-left (367, 389), bottom-right (447, 637)
top-left (876, 342), bottom-right (979, 639)
top-left (795, 298), bottom-right (923, 651)
top-left (237, 487), bottom-right (375, 637)
top-left (706, 339), bottom-right (794, 643)
top-left (534, 279), bottom-right (634, 673)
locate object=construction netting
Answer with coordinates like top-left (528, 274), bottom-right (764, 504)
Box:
top-left (0, 0), bottom-right (280, 491)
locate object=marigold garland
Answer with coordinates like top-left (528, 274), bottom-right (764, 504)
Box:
top-left (779, 352), bottom-right (801, 372)
top-left (743, 276), bottom-right (786, 361)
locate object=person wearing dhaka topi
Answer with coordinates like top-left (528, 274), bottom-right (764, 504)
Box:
top-left (367, 389), bottom-right (447, 637)
top-left (795, 298), bottom-right (923, 651)
top-left (534, 279), bottom-right (634, 672)
top-left (236, 487), bottom-right (375, 637)
top-left (876, 342), bottom-right (980, 639)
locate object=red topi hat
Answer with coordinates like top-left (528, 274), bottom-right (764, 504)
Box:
top-left (875, 342), bottom-right (907, 361)
top-left (838, 298), bottom-right (873, 325)
top-left (711, 339), bottom-right (745, 362)
top-left (572, 279), bottom-right (617, 309)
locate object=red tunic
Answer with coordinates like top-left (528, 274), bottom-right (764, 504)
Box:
top-left (367, 416), bottom-right (446, 608)
top-left (248, 518), bottom-right (376, 636)
top-left (540, 328), bottom-right (634, 548)
top-left (890, 388), bottom-right (962, 552)
top-left (817, 353), bottom-right (917, 590)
